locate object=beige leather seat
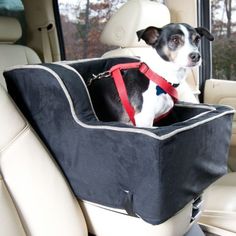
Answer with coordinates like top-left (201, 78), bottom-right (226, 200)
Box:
top-left (0, 16), bottom-right (88, 236)
top-left (100, 0), bottom-right (198, 103)
top-left (0, 85), bottom-right (88, 236)
top-left (0, 16), bottom-right (41, 89)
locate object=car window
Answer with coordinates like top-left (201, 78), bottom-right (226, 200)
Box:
top-left (0, 0), bottom-right (26, 45)
top-left (211, 0), bottom-right (236, 81)
top-left (58, 0), bottom-right (131, 60)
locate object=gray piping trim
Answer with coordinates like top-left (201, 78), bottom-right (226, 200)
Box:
top-left (5, 64), bottom-right (235, 141)
top-left (54, 63), bottom-right (99, 121)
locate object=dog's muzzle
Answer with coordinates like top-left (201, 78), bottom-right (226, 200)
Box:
top-left (189, 52), bottom-right (201, 63)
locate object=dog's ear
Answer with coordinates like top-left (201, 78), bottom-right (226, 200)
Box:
top-left (195, 27), bottom-right (214, 41)
top-left (136, 26), bottom-right (161, 46)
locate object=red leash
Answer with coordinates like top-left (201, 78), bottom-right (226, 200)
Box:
top-left (109, 62), bottom-right (178, 126)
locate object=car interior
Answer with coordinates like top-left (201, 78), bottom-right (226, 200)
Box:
top-left (0, 0), bottom-right (236, 236)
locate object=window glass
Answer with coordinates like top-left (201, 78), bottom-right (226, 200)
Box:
top-left (0, 0), bottom-right (26, 45)
top-left (211, 0), bottom-right (236, 81)
top-left (58, 0), bottom-right (130, 60)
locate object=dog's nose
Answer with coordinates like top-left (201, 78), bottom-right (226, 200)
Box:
top-left (189, 52), bottom-right (201, 63)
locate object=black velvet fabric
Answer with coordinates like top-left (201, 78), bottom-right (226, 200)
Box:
top-left (4, 57), bottom-right (234, 225)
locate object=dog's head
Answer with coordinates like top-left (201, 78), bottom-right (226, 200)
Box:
top-left (137, 23), bottom-right (214, 68)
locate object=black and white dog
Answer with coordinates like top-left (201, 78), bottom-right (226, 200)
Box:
top-left (90, 23), bottom-right (214, 127)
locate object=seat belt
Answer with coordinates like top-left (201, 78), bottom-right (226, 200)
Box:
top-left (39, 24), bottom-right (53, 63)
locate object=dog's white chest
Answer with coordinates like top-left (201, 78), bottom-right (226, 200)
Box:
top-left (134, 81), bottom-right (174, 127)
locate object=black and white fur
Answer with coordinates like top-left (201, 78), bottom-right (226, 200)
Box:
top-left (90, 23), bottom-right (214, 127)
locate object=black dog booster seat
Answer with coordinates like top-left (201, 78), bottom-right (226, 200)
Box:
top-left (4, 57), bottom-right (234, 225)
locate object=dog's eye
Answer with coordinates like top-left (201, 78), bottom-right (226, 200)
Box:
top-left (194, 35), bottom-right (200, 45)
top-left (171, 35), bottom-right (180, 45)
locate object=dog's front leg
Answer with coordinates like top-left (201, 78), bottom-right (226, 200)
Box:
top-left (134, 94), bottom-right (174, 128)
top-left (134, 111), bottom-right (155, 128)
top-left (133, 81), bottom-right (158, 128)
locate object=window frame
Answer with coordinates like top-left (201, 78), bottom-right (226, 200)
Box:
top-left (197, 0), bottom-right (212, 101)
top-left (53, 0), bottom-right (66, 60)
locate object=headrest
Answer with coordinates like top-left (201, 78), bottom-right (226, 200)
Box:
top-left (100, 0), bottom-right (170, 47)
top-left (0, 16), bottom-right (22, 44)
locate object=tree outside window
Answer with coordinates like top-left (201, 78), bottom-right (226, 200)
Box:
top-left (59, 0), bottom-right (127, 60)
top-left (211, 0), bottom-right (236, 81)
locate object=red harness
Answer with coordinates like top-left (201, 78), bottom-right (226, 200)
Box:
top-left (109, 62), bottom-right (178, 126)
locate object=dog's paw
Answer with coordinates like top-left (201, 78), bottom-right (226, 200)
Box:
top-left (134, 113), bottom-right (154, 128)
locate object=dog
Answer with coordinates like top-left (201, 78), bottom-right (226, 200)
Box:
top-left (89, 23), bottom-right (214, 127)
